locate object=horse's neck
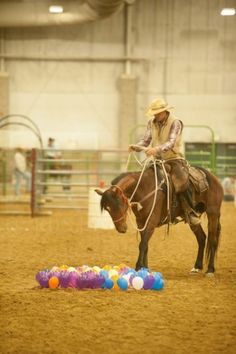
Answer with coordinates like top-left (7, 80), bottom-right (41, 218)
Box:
top-left (116, 173), bottom-right (140, 198)
top-left (117, 171), bottom-right (157, 200)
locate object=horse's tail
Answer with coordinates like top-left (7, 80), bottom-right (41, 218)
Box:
top-left (205, 215), bottom-right (221, 263)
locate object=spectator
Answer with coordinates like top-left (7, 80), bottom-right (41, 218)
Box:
top-left (14, 148), bottom-right (31, 196)
top-left (222, 177), bottom-right (234, 202)
top-left (46, 137), bottom-right (61, 160)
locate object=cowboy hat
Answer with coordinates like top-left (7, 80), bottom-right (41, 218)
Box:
top-left (146, 98), bottom-right (173, 118)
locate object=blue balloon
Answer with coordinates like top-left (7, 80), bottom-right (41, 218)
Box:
top-left (152, 276), bottom-right (164, 290)
top-left (117, 277), bottom-right (128, 291)
top-left (152, 271), bottom-right (163, 279)
top-left (137, 269), bottom-right (149, 279)
top-left (104, 278), bottom-right (114, 289)
top-left (100, 270), bottom-right (109, 279)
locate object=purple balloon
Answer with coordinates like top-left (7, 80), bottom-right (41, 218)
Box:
top-left (35, 271), bottom-right (50, 288)
top-left (129, 273), bottom-right (136, 286)
top-left (68, 272), bottom-right (79, 288)
top-left (92, 274), bottom-right (105, 289)
top-left (59, 271), bottom-right (70, 288)
top-left (77, 273), bottom-right (89, 289)
top-left (143, 275), bottom-right (155, 290)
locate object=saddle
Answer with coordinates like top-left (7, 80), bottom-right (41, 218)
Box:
top-left (167, 166), bottom-right (209, 225)
top-left (188, 166), bottom-right (209, 193)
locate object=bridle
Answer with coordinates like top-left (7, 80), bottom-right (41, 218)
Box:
top-left (110, 185), bottom-right (130, 224)
top-left (109, 157), bottom-right (170, 232)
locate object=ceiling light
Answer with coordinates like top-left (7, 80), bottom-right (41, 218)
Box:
top-left (49, 5), bottom-right (64, 14)
top-left (220, 8), bottom-right (235, 16)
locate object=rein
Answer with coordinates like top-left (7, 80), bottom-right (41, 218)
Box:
top-left (113, 156), bottom-right (165, 232)
top-left (118, 151), bottom-right (171, 232)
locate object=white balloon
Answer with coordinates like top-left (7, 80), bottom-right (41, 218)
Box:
top-left (132, 276), bottom-right (144, 290)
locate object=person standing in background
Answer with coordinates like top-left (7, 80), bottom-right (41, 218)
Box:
top-left (14, 147), bottom-right (31, 196)
top-left (222, 176), bottom-right (235, 201)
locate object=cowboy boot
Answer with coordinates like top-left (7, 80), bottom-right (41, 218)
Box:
top-left (179, 192), bottom-right (201, 226)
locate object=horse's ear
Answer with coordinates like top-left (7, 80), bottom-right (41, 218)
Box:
top-left (94, 189), bottom-right (104, 196)
top-left (111, 186), bottom-right (120, 195)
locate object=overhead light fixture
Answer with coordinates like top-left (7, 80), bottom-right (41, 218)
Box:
top-left (220, 8), bottom-right (235, 16)
top-left (49, 5), bottom-right (64, 14)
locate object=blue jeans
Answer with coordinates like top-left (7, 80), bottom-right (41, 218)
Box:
top-left (14, 169), bottom-right (31, 195)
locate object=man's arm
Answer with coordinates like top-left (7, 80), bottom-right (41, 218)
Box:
top-left (129, 120), bottom-right (152, 152)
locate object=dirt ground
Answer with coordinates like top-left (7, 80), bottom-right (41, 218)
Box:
top-left (0, 202), bottom-right (235, 354)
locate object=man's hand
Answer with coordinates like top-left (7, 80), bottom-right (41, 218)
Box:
top-left (128, 144), bottom-right (139, 152)
top-left (145, 147), bottom-right (159, 156)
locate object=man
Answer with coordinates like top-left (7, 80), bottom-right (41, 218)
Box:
top-left (222, 176), bottom-right (234, 202)
top-left (129, 97), bottom-right (200, 226)
top-left (14, 148), bottom-right (31, 196)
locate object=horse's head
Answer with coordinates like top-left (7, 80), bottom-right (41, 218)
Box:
top-left (95, 186), bottom-right (129, 233)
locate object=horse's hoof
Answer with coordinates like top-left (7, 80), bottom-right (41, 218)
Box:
top-left (205, 272), bottom-right (215, 278)
top-left (190, 267), bottom-right (202, 274)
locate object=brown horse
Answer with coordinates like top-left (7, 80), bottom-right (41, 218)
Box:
top-left (95, 163), bottom-right (223, 275)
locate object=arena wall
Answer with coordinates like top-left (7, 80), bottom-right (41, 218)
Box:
top-left (0, 0), bottom-right (235, 149)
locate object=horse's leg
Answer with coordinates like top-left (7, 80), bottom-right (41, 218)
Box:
top-left (206, 213), bottom-right (221, 275)
top-left (135, 229), bottom-right (154, 270)
top-left (189, 224), bottom-right (206, 273)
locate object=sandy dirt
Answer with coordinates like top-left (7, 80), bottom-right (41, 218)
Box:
top-left (0, 202), bottom-right (235, 354)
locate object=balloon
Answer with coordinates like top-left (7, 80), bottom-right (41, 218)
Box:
top-left (132, 276), bottom-right (144, 290)
top-left (152, 271), bottom-right (163, 279)
top-left (99, 270), bottom-right (109, 279)
top-left (108, 269), bottom-right (118, 278)
top-left (112, 282), bottom-right (119, 291)
top-left (129, 273), bottom-right (136, 286)
top-left (137, 269), bottom-right (149, 279)
top-left (67, 267), bottom-right (76, 272)
top-left (36, 271), bottom-right (50, 288)
top-left (103, 265), bottom-right (112, 271)
top-left (48, 276), bottom-right (59, 289)
top-left (104, 278), bottom-right (114, 289)
top-left (152, 276), bottom-right (164, 290)
top-left (68, 272), bottom-right (78, 288)
top-left (60, 271), bottom-right (70, 288)
top-left (93, 266), bottom-right (101, 273)
top-left (143, 275), bottom-right (155, 290)
top-left (117, 277), bottom-right (128, 291)
top-left (111, 274), bottom-right (119, 282)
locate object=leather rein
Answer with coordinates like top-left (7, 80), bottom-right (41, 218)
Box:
top-left (111, 179), bottom-right (165, 224)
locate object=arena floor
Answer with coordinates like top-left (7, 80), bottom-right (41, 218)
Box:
top-left (0, 202), bottom-right (235, 354)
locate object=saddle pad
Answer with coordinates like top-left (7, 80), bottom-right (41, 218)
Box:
top-left (189, 166), bottom-right (209, 193)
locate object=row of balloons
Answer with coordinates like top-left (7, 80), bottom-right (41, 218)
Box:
top-left (36, 264), bottom-right (164, 291)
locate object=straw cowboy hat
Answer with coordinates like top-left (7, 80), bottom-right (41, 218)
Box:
top-left (146, 98), bottom-right (173, 118)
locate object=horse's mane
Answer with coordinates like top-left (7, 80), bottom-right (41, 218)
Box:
top-left (111, 166), bottom-right (166, 194)
top-left (111, 171), bottom-right (140, 186)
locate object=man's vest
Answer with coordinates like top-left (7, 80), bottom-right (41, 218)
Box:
top-left (150, 114), bottom-right (184, 160)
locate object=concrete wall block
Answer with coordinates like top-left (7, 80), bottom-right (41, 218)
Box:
top-left (118, 74), bottom-right (138, 149)
top-left (0, 72), bottom-right (9, 116)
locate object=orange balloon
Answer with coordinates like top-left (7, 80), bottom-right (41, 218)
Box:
top-left (112, 282), bottom-right (119, 291)
top-left (49, 276), bottom-right (59, 289)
